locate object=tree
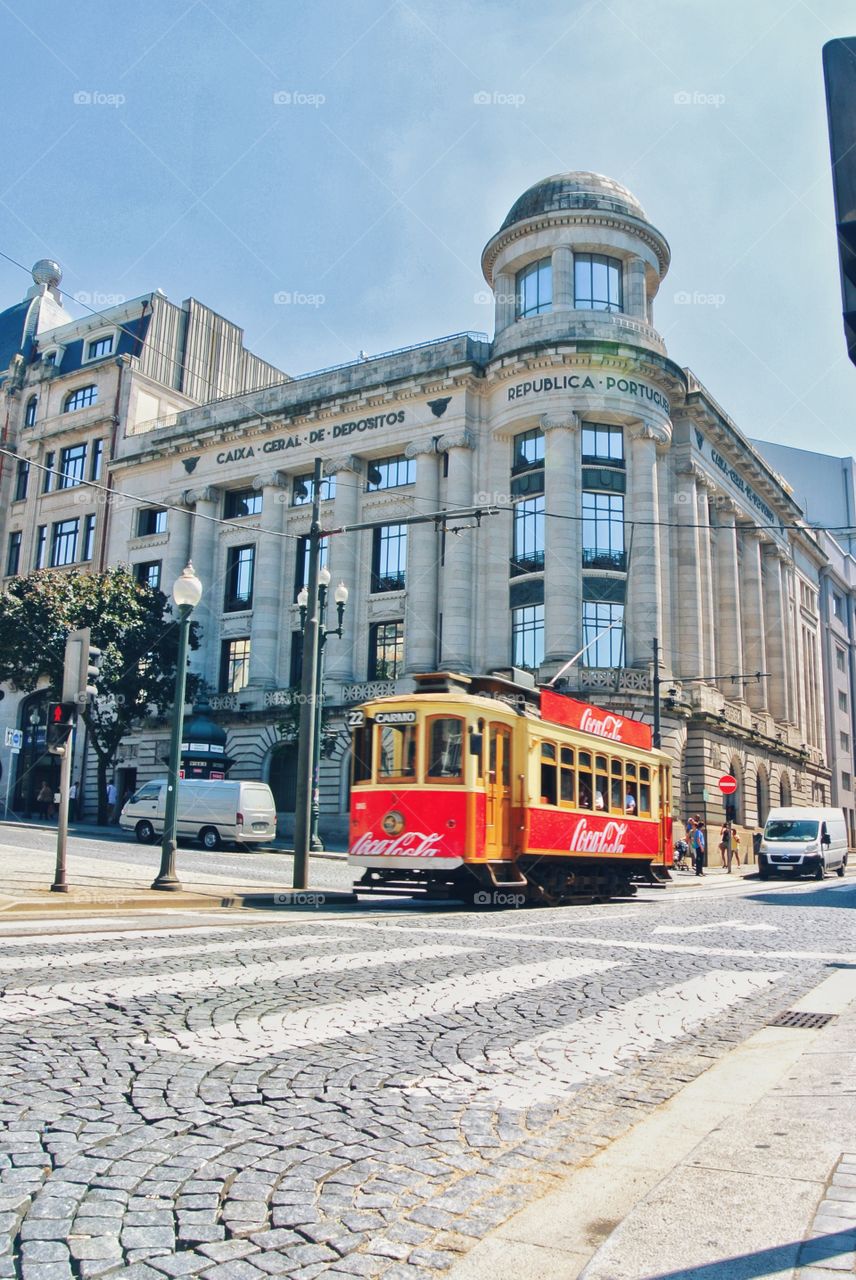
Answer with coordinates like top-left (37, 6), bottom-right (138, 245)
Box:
top-left (0, 567), bottom-right (200, 823)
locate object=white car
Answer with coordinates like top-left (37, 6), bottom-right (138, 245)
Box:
top-left (120, 778), bottom-right (277, 850)
top-left (758, 807), bottom-right (849, 881)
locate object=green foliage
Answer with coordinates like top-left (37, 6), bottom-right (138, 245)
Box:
top-left (0, 566), bottom-right (200, 773)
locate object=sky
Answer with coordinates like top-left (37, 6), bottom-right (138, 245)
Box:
top-left (0, 0), bottom-right (854, 456)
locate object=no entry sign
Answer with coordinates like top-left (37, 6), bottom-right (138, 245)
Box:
top-left (719, 774), bottom-right (738, 795)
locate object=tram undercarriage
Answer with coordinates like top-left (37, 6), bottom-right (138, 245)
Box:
top-left (354, 856), bottom-right (649, 906)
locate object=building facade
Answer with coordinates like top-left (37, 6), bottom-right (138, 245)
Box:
top-left (0, 261), bottom-right (286, 816)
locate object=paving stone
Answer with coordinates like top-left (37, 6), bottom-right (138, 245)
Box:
top-left (200, 1262), bottom-right (265, 1280)
top-left (198, 1241), bottom-right (259, 1263)
top-left (121, 1227), bottom-right (176, 1249)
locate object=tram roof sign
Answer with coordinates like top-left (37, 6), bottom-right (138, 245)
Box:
top-left (540, 690), bottom-right (652, 751)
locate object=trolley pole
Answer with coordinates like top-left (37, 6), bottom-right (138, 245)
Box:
top-left (652, 636), bottom-right (662, 749)
top-left (292, 457), bottom-right (323, 891)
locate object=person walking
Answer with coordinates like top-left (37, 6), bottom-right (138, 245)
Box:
top-left (36, 780), bottom-right (53, 821)
top-left (68, 779), bottom-right (78, 822)
top-left (106, 779), bottom-right (117, 823)
top-left (691, 819), bottom-right (706, 876)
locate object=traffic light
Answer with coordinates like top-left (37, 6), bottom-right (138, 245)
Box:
top-left (822, 39), bottom-right (856, 365)
top-left (46, 703), bottom-right (76, 754)
top-left (62, 627), bottom-right (102, 708)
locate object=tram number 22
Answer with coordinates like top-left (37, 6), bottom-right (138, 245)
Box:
top-left (346, 708), bottom-right (366, 729)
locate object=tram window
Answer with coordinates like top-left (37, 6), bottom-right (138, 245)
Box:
top-left (377, 725), bottom-right (417, 779)
top-left (610, 758), bottom-right (623, 813)
top-left (470, 720), bottom-right (485, 780)
top-left (427, 717), bottom-right (463, 779)
top-left (560, 746), bottom-right (575, 805)
top-left (540, 742), bottom-right (557, 805)
top-left (639, 765), bottom-right (651, 815)
top-left (594, 754), bottom-right (608, 811)
top-left (578, 750), bottom-right (593, 809)
top-left (352, 723), bottom-right (373, 784)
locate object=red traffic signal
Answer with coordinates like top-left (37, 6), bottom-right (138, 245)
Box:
top-left (46, 702), bottom-right (76, 754)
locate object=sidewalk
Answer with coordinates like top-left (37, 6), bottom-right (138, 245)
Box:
top-left (449, 965), bottom-right (856, 1280)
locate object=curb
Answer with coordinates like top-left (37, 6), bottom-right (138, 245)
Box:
top-left (0, 818), bottom-right (349, 861)
top-left (0, 887), bottom-right (358, 916)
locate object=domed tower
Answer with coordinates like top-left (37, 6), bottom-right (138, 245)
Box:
top-left (481, 172), bottom-right (670, 359)
top-left (0, 259), bottom-right (71, 383)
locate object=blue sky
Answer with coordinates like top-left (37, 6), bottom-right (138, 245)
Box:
top-left (1, 0), bottom-right (854, 454)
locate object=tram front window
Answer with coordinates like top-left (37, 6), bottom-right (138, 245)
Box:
top-left (352, 723), bottom-right (373, 783)
top-left (427, 717), bottom-right (463, 779)
top-left (377, 725), bottom-right (417, 779)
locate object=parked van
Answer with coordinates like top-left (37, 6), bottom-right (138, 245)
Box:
top-left (758, 807), bottom-right (848, 880)
top-left (120, 779), bottom-right (277, 850)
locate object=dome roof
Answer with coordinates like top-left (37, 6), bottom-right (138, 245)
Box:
top-left (500, 171), bottom-right (648, 232)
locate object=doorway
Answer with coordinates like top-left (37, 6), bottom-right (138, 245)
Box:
top-left (485, 723), bottom-right (512, 858)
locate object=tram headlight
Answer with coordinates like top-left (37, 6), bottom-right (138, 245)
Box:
top-left (381, 810), bottom-right (405, 835)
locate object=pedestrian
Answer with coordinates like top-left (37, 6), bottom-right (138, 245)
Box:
top-left (106, 779), bottom-right (117, 822)
top-left (691, 819), bottom-right (706, 876)
top-left (37, 780), bottom-right (53, 821)
top-left (730, 828), bottom-right (741, 867)
top-left (68, 779), bottom-right (78, 822)
top-left (719, 823), bottom-right (730, 868)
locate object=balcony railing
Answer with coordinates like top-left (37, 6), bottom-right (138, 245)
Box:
top-left (370, 573), bottom-right (406, 594)
top-left (582, 548), bottom-right (627, 571)
top-left (510, 552), bottom-right (545, 577)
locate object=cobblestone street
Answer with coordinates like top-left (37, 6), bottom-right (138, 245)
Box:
top-left (1, 878), bottom-right (854, 1279)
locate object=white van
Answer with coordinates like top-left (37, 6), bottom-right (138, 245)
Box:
top-left (758, 806), bottom-right (849, 880)
top-left (120, 779), bottom-right (277, 850)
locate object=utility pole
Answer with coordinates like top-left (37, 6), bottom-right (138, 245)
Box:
top-left (292, 457), bottom-right (323, 891)
top-left (652, 636), bottom-right (662, 749)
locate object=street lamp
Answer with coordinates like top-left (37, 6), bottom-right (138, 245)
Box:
top-left (298, 568), bottom-right (348, 852)
top-left (152, 563), bottom-right (202, 891)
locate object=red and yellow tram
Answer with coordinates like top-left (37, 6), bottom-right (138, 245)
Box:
top-left (347, 672), bottom-right (672, 904)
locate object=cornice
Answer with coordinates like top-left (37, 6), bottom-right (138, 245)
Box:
top-left (481, 209), bottom-right (670, 282)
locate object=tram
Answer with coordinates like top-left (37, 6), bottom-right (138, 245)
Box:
top-left (347, 671), bottom-right (673, 905)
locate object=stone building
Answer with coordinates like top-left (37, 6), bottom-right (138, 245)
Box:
top-left (0, 261), bottom-right (285, 815)
top-left (63, 171), bottom-right (830, 845)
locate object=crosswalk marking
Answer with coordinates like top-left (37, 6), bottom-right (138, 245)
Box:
top-left (407, 969), bottom-right (783, 1108)
top-left (145, 956), bottom-right (620, 1062)
top-left (0, 944), bottom-right (471, 1023)
top-left (653, 920), bottom-right (778, 935)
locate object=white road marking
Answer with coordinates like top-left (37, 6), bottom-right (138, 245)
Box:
top-left (0, 944), bottom-right (470, 1023)
top-left (407, 969), bottom-right (783, 1108)
top-left (653, 920), bottom-right (779, 935)
top-left (145, 956), bottom-right (620, 1062)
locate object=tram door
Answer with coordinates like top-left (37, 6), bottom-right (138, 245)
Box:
top-left (658, 763), bottom-right (672, 865)
top-left (485, 724), bottom-right (512, 858)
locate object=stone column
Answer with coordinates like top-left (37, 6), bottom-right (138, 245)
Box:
top-left (159, 494), bottom-right (193, 589)
top-left (552, 246), bottom-right (574, 311)
top-left (781, 556), bottom-right (801, 726)
top-left (404, 442), bottom-right (441, 674)
top-left (185, 486), bottom-right (220, 689)
top-left (542, 412), bottom-right (581, 663)
top-left (673, 464), bottom-right (704, 679)
top-left (713, 500), bottom-right (743, 681)
top-left (696, 477), bottom-right (717, 678)
top-left (625, 423), bottom-right (665, 667)
top-left (494, 272), bottom-right (516, 334)
top-left (438, 429), bottom-right (475, 671)
top-left (323, 456), bottom-right (362, 682)
top-left (627, 256), bottom-right (647, 319)
top-left (762, 545), bottom-right (789, 723)
top-left (247, 471), bottom-right (286, 692)
top-left (740, 526), bottom-right (768, 711)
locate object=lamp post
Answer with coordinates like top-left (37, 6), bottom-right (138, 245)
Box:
top-left (152, 563), bottom-right (202, 891)
top-left (298, 567), bottom-right (348, 853)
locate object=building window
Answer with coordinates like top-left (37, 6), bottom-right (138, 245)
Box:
top-left (14, 460), bottom-right (29, 503)
top-left (6, 531), bottom-right (21, 577)
top-left (575, 253), bottom-right (623, 312)
top-left (43, 451), bottom-right (55, 494)
top-left (292, 474), bottom-right (336, 505)
top-left (581, 423), bottom-right (624, 465)
top-left (371, 525), bottom-right (407, 593)
top-left (81, 514), bottom-right (96, 562)
top-left (516, 257), bottom-right (552, 318)
top-left (844, 771), bottom-right (852, 791)
top-left (833, 592), bottom-right (844, 618)
top-left (220, 638), bottom-right (251, 694)
top-left (369, 620), bottom-right (404, 680)
top-left (224, 545), bottom-right (255, 611)
top-left (841, 731), bottom-right (850, 753)
top-left (24, 396), bottom-right (37, 427)
top-left (582, 492), bottom-right (626, 570)
top-left (294, 536), bottom-right (329, 599)
top-left (224, 489), bottom-right (262, 519)
top-left (289, 631), bottom-right (304, 687)
top-left (512, 427), bottom-right (545, 473)
top-left (137, 507), bottom-right (167, 537)
top-left (59, 443), bottom-right (87, 489)
top-left (42, 350), bottom-right (57, 366)
top-left (511, 496), bottom-right (545, 576)
top-left (839, 690), bottom-right (848, 713)
top-left (87, 335), bottom-right (113, 360)
top-left (366, 454), bottom-right (415, 491)
top-left (582, 600), bottom-right (625, 667)
top-left (63, 385), bottom-right (98, 413)
top-left (135, 561), bottom-right (161, 590)
top-left (34, 525), bottom-right (47, 569)
top-left (511, 603), bottom-right (544, 670)
top-left (50, 518), bottom-right (79, 567)
top-left (90, 439), bottom-right (103, 482)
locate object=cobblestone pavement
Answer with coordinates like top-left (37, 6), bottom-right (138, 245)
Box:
top-left (1, 878), bottom-right (854, 1279)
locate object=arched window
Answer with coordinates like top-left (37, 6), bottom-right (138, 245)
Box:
top-left (755, 765), bottom-right (770, 826)
top-left (64, 385), bottom-right (98, 413)
top-left (24, 396), bottom-right (37, 427)
top-left (516, 258), bottom-right (552, 318)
